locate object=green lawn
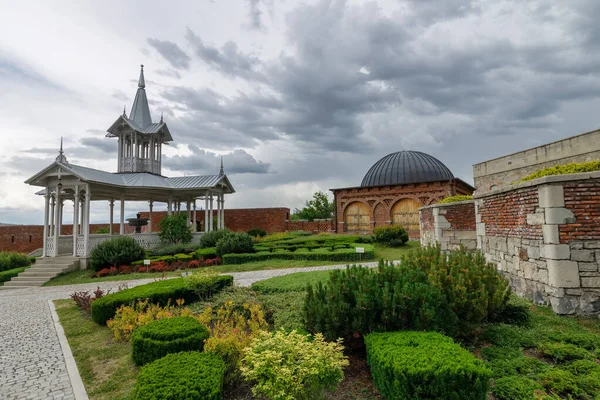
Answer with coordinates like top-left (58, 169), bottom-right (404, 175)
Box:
top-left (44, 242), bottom-right (417, 287)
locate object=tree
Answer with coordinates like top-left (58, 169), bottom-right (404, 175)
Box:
top-left (157, 213), bottom-right (193, 244)
top-left (291, 191), bottom-right (334, 221)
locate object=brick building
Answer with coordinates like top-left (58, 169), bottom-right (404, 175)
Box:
top-left (331, 151), bottom-right (474, 238)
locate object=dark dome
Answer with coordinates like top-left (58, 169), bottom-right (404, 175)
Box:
top-left (361, 151), bottom-right (454, 187)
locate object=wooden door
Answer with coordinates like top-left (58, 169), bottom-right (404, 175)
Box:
top-left (344, 202), bottom-right (370, 232)
top-left (391, 198), bottom-right (421, 237)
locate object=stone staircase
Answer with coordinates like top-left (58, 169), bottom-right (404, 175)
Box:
top-left (0, 256), bottom-right (81, 290)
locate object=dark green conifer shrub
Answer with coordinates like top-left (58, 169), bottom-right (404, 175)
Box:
top-left (133, 351), bottom-right (225, 400)
top-left (131, 316), bottom-right (209, 365)
top-left (89, 236), bottom-right (145, 271)
top-left (0, 251), bottom-right (30, 272)
top-left (538, 369), bottom-right (583, 397)
top-left (372, 225), bottom-right (409, 246)
top-left (199, 229), bottom-right (231, 248)
top-left (491, 376), bottom-right (542, 400)
top-left (215, 232), bottom-right (254, 256)
top-left (247, 228), bottom-right (267, 237)
top-left (157, 213), bottom-right (193, 244)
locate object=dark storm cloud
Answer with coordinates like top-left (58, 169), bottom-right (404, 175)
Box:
top-left (163, 146), bottom-right (270, 174)
top-left (185, 28), bottom-right (262, 80)
top-left (147, 38), bottom-right (192, 70)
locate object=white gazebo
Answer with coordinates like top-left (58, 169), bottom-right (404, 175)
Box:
top-left (25, 66), bottom-right (235, 265)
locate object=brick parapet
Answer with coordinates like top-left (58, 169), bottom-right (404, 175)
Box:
top-left (419, 201), bottom-right (476, 251)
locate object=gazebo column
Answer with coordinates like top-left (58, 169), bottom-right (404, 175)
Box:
top-left (73, 185), bottom-right (79, 256)
top-left (221, 194), bottom-right (225, 229)
top-left (109, 199), bottom-right (114, 235)
top-left (49, 196), bottom-right (55, 237)
top-left (58, 200), bottom-right (64, 236)
top-left (193, 200), bottom-right (197, 232)
top-left (168, 196), bottom-right (173, 216)
top-left (83, 186), bottom-right (91, 257)
top-left (120, 196), bottom-right (125, 234)
top-left (42, 191), bottom-right (49, 257)
top-left (209, 192), bottom-right (214, 231)
top-left (187, 201), bottom-right (191, 228)
top-left (216, 194), bottom-right (221, 231)
top-left (148, 200), bottom-right (153, 232)
top-left (204, 196), bottom-right (208, 233)
top-left (53, 185), bottom-right (61, 257)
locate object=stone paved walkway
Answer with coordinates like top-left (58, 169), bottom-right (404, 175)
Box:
top-left (0, 261), bottom-right (384, 399)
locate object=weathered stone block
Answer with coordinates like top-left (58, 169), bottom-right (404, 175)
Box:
top-left (545, 208), bottom-right (576, 224)
top-left (537, 268), bottom-right (549, 284)
top-left (565, 288), bottom-right (584, 296)
top-left (571, 250), bottom-right (595, 262)
top-left (579, 262), bottom-right (599, 272)
top-left (461, 239), bottom-right (477, 250)
top-left (524, 245), bottom-right (540, 260)
top-left (542, 224), bottom-right (560, 244)
top-left (579, 293), bottom-right (600, 314)
top-left (570, 241), bottom-right (584, 250)
top-left (550, 296), bottom-right (578, 315)
top-left (584, 241), bottom-right (600, 249)
top-left (538, 185), bottom-right (565, 208)
top-left (527, 213), bottom-right (545, 225)
top-left (522, 261), bottom-right (536, 280)
top-left (547, 260), bottom-right (580, 288)
top-left (540, 244), bottom-right (570, 260)
top-left (581, 277), bottom-right (600, 288)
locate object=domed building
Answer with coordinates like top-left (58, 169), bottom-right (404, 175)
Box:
top-left (330, 151), bottom-right (474, 238)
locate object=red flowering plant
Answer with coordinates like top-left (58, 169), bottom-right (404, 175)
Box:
top-left (92, 257), bottom-right (221, 278)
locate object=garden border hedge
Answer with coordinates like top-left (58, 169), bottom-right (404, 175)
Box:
top-left (131, 316), bottom-right (209, 365)
top-left (365, 331), bottom-right (491, 400)
top-left (222, 244), bottom-right (375, 264)
top-left (0, 266), bottom-right (29, 284)
top-left (91, 276), bottom-right (233, 325)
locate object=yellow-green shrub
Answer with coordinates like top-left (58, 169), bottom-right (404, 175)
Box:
top-left (241, 329), bottom-right (348, 400)
top-left (519, 160), bottom-right (600, 183)
top-left (437, 195), bottom-right (473, 204)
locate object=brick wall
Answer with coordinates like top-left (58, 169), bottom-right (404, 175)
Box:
top-left (286, 220), bottom-right (335, 232)
top-left (475, 172), bottom-right (600, 315)
top-left (419, 201), bottom-right (477, 251)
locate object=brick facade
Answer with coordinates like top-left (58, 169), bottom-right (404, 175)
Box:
top-left (332, 179), bottom-right (474, 239)
top-left (286, 220), bottom-right (335, 232)
top-left (419, 201), bottom-right (477, 251)
top-left (560, 181), bottom-right (600, 242)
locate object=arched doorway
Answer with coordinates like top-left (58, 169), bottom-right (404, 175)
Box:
top-left (344, 202), bottom-right (370, 232)
top-left (391, 198), bottom-right (422, 237)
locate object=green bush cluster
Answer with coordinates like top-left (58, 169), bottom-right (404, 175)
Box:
top-left (251, 270), bottom-right (331, 293)
top-left (151, 242), bottom-right (202, 256)
top-left (519, 160), bottom-right (600, 182)
top-left (199, 229), bottom-right (231, 248)
top-left (247, 228), bottom-right (267, 237)
top-left (131, 316), bottom-right (209, 366)
top-left (538, 342), bottom-right (594, 363)
top-left (223, 244), bottom-right (375, 265)
top-left (157, 213), bottom-right (193, 244)
top-left (91, 276), bottom-right (233, 325)
top-left (89, 237), bottom-right (145, 271)
top-left (133, 351), bottom-right (225, 400)
top-left (491, 375), bottom-right (542, 400)
top-left (131, 253), bottom-right (195, 266)
top-left (372, 225), bottom-right (409, 247)
top-left (304, 247), bottom-right (510, 340)
top-left (0, 266), bottom-right (29, 283)
top-left (365, 331), bottom-right (491, 400)
top-left (194, 247), bottom-right (218, 260)
top-left (0, 251), bottom-right (30, 272)
top-left (184, 272), bottom-right (234, 299)
top-left (215, 232), bottom-right (254, 256)
top-left (437, 195), bottom-right (473, 204)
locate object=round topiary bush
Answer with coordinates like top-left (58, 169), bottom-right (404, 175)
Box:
top-left (216, 232), bottom-right (255, 256)
top-left (133, 351), bottom-right (225, 400)
top-left (199, 229), bottom-right (231, 248)
top-left (131, 316), bottom-right (210, 366)
top-left (90, 236), bottom-right (145, 271)
top-left (247, 228), bottom-right (267, 238)
top-left (372, 225), bottom-right (409, 247)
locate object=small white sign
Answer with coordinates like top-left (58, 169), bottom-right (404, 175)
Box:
top-left (181, 271), bottom-right (192, 277)
top-left (143, 259), bottom-right (151, 265)
top-left (355, 247), bottom-right (365, 254)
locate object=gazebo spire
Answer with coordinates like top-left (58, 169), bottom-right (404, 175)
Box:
top-left (219, 156), bottom-right (224, 176)
top-left (129, 64), bottom-right (152, 128)
top-left (55, 137), bottom-right (68, 163)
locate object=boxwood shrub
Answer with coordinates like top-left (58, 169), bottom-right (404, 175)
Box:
top-left (0, 251), bottom-right (30, 272)
top-left (194, 247), bottom-right (217, 260)
top-left (215, 232), bottom-right (254, 256)
top-left (0, 266), bottom-right (29, 283)
top-left (132, 316), bottom-right (209, 366)
top-left (90, 236), bottom-right (145, 271)
top-left (365, 331), bottom-right (491, 400)
top-left (91, 276), bottom-right (233, 325)
top-left (222, 244), bottom-right (375, 264)
top-left (491, 375), bottom-right (542, 400)
top-left (133, 351), bottom-right (225, 400)
top-left (199, 229), bottom-right (231, 248)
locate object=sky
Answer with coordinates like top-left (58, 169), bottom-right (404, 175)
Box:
top-left (1, 0), bottom-right (600, 224)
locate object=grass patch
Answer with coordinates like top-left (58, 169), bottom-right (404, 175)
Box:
top-left (54, 299), bottom-right (138, 400)
top-left (251, 270), bottom-right (332, 293)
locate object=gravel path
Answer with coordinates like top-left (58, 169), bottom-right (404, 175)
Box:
top-left (0, 261), bottom-right (384, 399)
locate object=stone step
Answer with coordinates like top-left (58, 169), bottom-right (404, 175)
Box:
top-left (0, 286), bottom-right (32, 290)
top-left (3, 280), bottom-right (46, 287)
top-left (13, 275), bottom-right (59, 281)
top-left (35, 258), bottom-right (80, 265)
top-left (28, 264), bottom-right (75, 270)
top-left (20, 269), bottom-right (70, 276)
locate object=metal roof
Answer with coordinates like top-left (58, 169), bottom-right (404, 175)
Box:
top-left (361, 151), bottom-right (454, 187)
top-left (129, 65), bottom-right (152, 129)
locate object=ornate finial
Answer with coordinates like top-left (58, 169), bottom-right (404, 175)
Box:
top-left (138, 64), bottom-right (146, 88)
top-left (219, 156), bottom-right (224, 176)
top-left (123, 105), bottom-right (127, 117)
top-left (160, 112), bottom-right (163, 123)
top-left (55, 137), bottom-right (68, 163)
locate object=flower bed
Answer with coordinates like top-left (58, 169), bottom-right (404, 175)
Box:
top-left (93, 257), bottom-right (221, 278)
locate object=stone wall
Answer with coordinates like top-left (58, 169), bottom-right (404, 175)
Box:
top-left (419, 200), bottom-right (477, 251)
top-left (473, 129), bottom-right (600, 194)
top-left (474, 171), bottom-right (600, 315)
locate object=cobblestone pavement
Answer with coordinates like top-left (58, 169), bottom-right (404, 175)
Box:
top-left (0, 261), bottom-right (385, 399)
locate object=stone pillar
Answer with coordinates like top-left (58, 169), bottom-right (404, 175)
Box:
top-left (148, 200), bottom-right (153, 232)
top-left (73, 185), bottom-right (79, 256)
top-left (204, 196), bottom-right (208, 233)
top-left (120, 196), bottom-right (125, 235)
top-left (83, 187), bottom-right (91, 257)
top-left (42, 191), bottom-right (49, 257)
top-left (109, 199), bottom-right (114, 235)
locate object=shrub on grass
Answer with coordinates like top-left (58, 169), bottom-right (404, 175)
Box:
top-left (194, 247), bottom-right (217, 260)
top-left (91, 276), bottom-right (232, 324)
top-left (492, 376), bottom-right (542, 400)
top-left (215, 232), bottom-right (254, 256)
top-left (184, 271), bottom-right (234, 300)
top-left (259, 291), bottom-right (306, 332)
top-left (372, 225), bottom-right (409, 246)
top-left (89, 236), bottom-right (145, 271)
top-left (70, 287), bottom-right (110, 315)
top-left (0, 251), bottom-right (30, 272)
top-left (0, 266), bottom-right (29, 283)
top-left (199, 229), bottom-right (231, 248)
top-left (365, 331), bottom-right (491, 400)
top-left (481, 346), bottom-right (548, 378)
top-left (247, 228), bottom-right (267, 238)
top-left (133, 351), bottom-right (225, 400)
top-left (489, 302), bottom-right (531, 326)
top-left (565, 359), bottom-right (600, 375)
top-left (578, 372), bottom-right (600, 397)
top-left (251, 270), bottom-right (331, 293)
top-left (222, 244), bottom-right (375, 264)
top-left (131, 316), bottom-right (209, 365)
top-left (241, 329), bottom-right (348, 400)
top-left (538, 342), bottom-right (593, 363)
top-left (538, 368), bottom-right (584, 397)
top-left (157, 213), bottom-right (193, 244)
top-left (151, 242), bottom-right (201, 256)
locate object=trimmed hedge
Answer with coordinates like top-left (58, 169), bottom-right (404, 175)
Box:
top-left (91, 276), bottom-right (233, 325)
top-left (365, 331), bottom-right (491, 400)
top-left (151, 242), bottom-right (202, 256)
top-left (133, 351), bottom-right (225, 400)
top-left (0, 266), bottom-right (29, 284)
top-left (195, 247), bottom-right (217, 260)
top-left (0, 251), bottom-right (30, 272)
top-left (437, 195), bottom-right (473, 204)
top-left (223, 244), bottom-right (375, 265)
top-left (132, 316), bottom-right (209, 365)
